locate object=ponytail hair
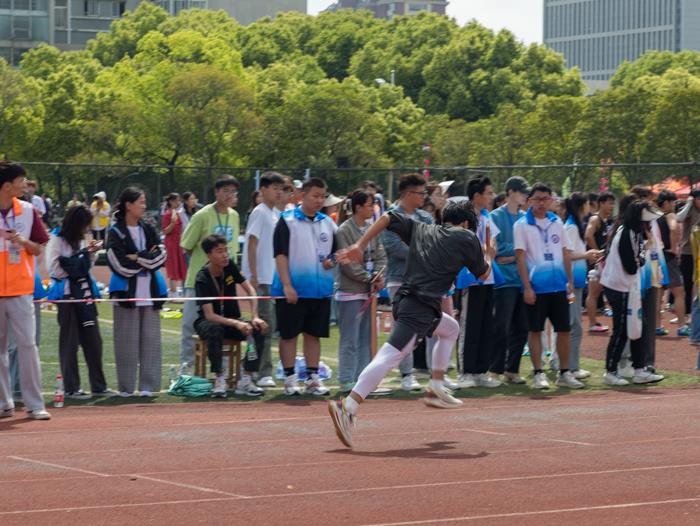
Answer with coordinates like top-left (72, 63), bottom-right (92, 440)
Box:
top-left (564, 191), bottom-right (587, 240)
top-left (114, 186), bottom-right (145, 222)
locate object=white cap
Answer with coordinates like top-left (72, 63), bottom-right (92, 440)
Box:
top-left (293, 179), bottom-right (303, 190)
top-left (438, 180), bottom-right (454, 195)
top-left (323, 194), bottom-right (344, 208)
top-left (93, 191), bottom-right (106, 200)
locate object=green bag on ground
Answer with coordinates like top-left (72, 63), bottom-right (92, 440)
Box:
top-left (168, 375), bottom-right (213, 397)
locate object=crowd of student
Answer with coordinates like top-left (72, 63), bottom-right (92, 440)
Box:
top-left (2, 159), bottom-right (699, 421)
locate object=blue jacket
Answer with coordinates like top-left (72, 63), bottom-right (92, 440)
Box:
top-left (490, 205), bottom-right (525, 288)
top-left (382, 205), bottom-right (433, 285)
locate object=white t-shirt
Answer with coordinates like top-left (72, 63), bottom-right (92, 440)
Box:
top-left (477, 210), bottom-right (500, 286)
top-left (127, 225), bottom-right (153, 307)
top-left (242, 203), bottom-right (280, 285)
top-left (514, 212), bottom-right (571, 294)
top-left (31, 195), bottom-right (46, 216)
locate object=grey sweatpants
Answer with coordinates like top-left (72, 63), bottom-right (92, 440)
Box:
top-left (337, 299), bottom-right (372, 384)
top-left (179, 287), bottom-right (197, 366)
top-left (0, 295), bottom-right (46, 412)
top-left (113, 305), bottom-right (162, 393)
top-left (256, 284), bottom-right (276, 378)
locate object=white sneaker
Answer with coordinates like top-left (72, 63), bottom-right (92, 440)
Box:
top-left (27, 409), bottom-right (51, 420)
top-left (423, 384), bottom-right (464, 409)
top-left (617, 365), bottom-right (635, 379)
top-left (328, 399), bottom-right (356, 448)
top-left (476, 373), bottom-right (502, 388)
top-left (235, 377), bottom-right (264, 397)
top-left (304, 374), bottom-right (330, 396)
top-left (603, 372), bottom-right (629, 386)
top-left (256, 376), bottom-right (276, 388)
top-left (284, 374), bottom-right (301, 396)
top-left (504, 372), bottom-right (526, 385)
top-left (138, 391), bottom-right (155, 397)
top-left (556, 371), bottom-right (584, 389)
top-left (66, 390), bottom-right (92, 400)
top-left (178, 362), bottom-right (192, 376)
top-left (118, 391), bottom-right (134, 398)
top-left (457, 373), bottom-right (477, 388)
top-left (573, 369), bottom-right (591, 379)
top-left (1, 407), bottom-right (15, 418)
top-left (532, 372), bottom-right (550, 390)
top-left (633, 369), bottom-right (664, 384)
top-left (443, 376), bottom-right (459, 391)
top-left (400, 374), bottom-right (422, 392)
top-left (212, 375), bottom-right (228, 398)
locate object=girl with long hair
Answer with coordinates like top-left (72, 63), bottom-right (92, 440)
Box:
top-left (106, 187), bottom-right (167, 397)
top-left (46, 204), bottom-right (112, 399)
top-left (161, 192), bottom-right (186, 294)
top-left (564, 192), bottom-right (602, 381)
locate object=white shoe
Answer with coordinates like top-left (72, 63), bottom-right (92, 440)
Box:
top-left (1, 407), bottom-right (15, 418)
top-left (457, 373), bottom-right (477, 388)
top-left (328, 399), bottom-right (356, 448)
top-left (66, 390), bottom-right (92, 400)
top-left (617, 365), bottom-right (635, 379)
top-left (27, 409), bottom-right (51, 420)
top-left (476, 373), bottom-right (502, 388)
top-left (633, 369), bottom-right (664, 384)
top-left (400, 374), bottom-right (422, 392)
top-left (284, 374), bottom-right (301, 396)
top-left (256, 376), bottom-right (276, 388)
top-left (443, 376), bottom-right (459, 391)
top-left (178, 362), bottom-right (192, 376)
top-left (139, 391), bottom-right (155, 398)
top-left (573, 369), bottom-right (591, 379)
top-left (504, 372), bottom-right (526, 385)
top-left (532, 372), bottom-right (550, 390)
top-left (118, 391), bottom-right (134, 398)
top-left (304, 374), bottom-right (330, 396)
top-left (603, 372), bottom-right (629, 386)
top-left (212, 375), bottom-right (228, 398)
top-left (423, 384), bottom-right (464, 409)
top-left (556, 371), bottom-right (584, 389)
top-left (235, 377), bottom-right (264, 397)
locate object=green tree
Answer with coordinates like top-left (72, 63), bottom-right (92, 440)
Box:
top-left (0, 60), bottom-right (44, 159)
top-left (88, 2), bottom-right (169, 66)
top-left (350, 13), bottom-right (458, 102)
top-left (612, 50), bottom-right (700, 87)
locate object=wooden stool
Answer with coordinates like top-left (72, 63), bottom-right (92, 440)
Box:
top-left (193, 336), bottom-right (242, 389)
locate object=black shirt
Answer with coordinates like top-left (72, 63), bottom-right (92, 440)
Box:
top-left (195, 261), bottom-right (246, 321)
top-left (387, 211), bottom-right (488, 308)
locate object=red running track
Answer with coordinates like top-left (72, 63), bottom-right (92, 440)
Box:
top-left (1, 387), bottom-right (700, 525)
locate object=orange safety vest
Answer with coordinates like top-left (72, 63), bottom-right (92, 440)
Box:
top-left (0, 197), bottom-right (35, 296)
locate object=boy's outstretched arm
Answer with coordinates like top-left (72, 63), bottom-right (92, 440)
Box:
top-left (337, 214), bottom-right (391, 264)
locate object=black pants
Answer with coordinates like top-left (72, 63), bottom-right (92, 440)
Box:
top-left (194, 319), bottom-right (262, 374)
top-left (681, 254), bottom-right (694, 314)
top-left (490, 287), bottom-right (527, 374)
top-left (57, 303), bottom-right (107, 394)
top-left (603, 288), bottom-right (645, 373)
top-left (460, 285), bottom-right (494, 375)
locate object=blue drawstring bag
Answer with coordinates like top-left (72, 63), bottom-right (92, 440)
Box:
top-left (275, 356), bottom-right (333, 381)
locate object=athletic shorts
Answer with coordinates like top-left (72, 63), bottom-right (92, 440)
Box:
top-left (389, 294), bottom-right (442, 350)
top-left (275, 298), bottom-right (331, 339)
top-left (525, 291), bottom-right (570, 333)
top-left (664, 252), bottom-right (683, 289)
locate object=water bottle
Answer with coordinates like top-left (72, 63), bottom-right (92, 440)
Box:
top-left (53, 375), bottom-right (65, 408)
top-left (168, 366), bottom-right (177, 384)
top-left (246, 335), bottom-right (258, 361)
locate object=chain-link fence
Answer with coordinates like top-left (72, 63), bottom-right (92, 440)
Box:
top-left (21, 161), bottom-right (700, 227)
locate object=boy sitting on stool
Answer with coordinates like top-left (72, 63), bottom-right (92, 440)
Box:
top-left (194, 234), bottom-right (268, 397)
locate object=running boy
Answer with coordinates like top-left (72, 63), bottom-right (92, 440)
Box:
top-left (329, 200), bottom-right (490, 448)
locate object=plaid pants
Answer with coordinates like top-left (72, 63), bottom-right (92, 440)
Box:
top-left (113, 305), bottom-right (162, 393)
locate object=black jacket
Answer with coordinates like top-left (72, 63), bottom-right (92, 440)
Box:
top-left (106, 219), bottom-right (167, 309)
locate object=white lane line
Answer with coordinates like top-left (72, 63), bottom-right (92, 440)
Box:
top-left (0, 496), bottom-right (238, 516)
top-left (360, 497), bottom-right (700, 525)
top-left (545, 438), bottom-right (595, 446)
top-left (8, 456), bottom-right (109, 478)
top-left (131, 474), bottom-right (248, 498)
top-left (7, 456), bottom-right (248, 499)
top-left (248, 462), bottom-right (700, 501)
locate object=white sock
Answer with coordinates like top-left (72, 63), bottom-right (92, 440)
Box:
top-left (352, 340), bottom-right (414, 400)
top-left (429, 379), bottom-right (444, 392)
top-left (343, 397), bottom-right (359, 415)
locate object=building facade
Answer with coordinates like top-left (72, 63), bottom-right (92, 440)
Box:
top-left (0, 0), bottom-right (306, 64)
top-left (328, 0), bottom-right (448, 19)
top-left (544, 0), bottom-right (700, 90)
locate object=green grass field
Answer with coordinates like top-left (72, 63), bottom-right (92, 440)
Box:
top-left (34, 303), bottom-right (698, 406)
